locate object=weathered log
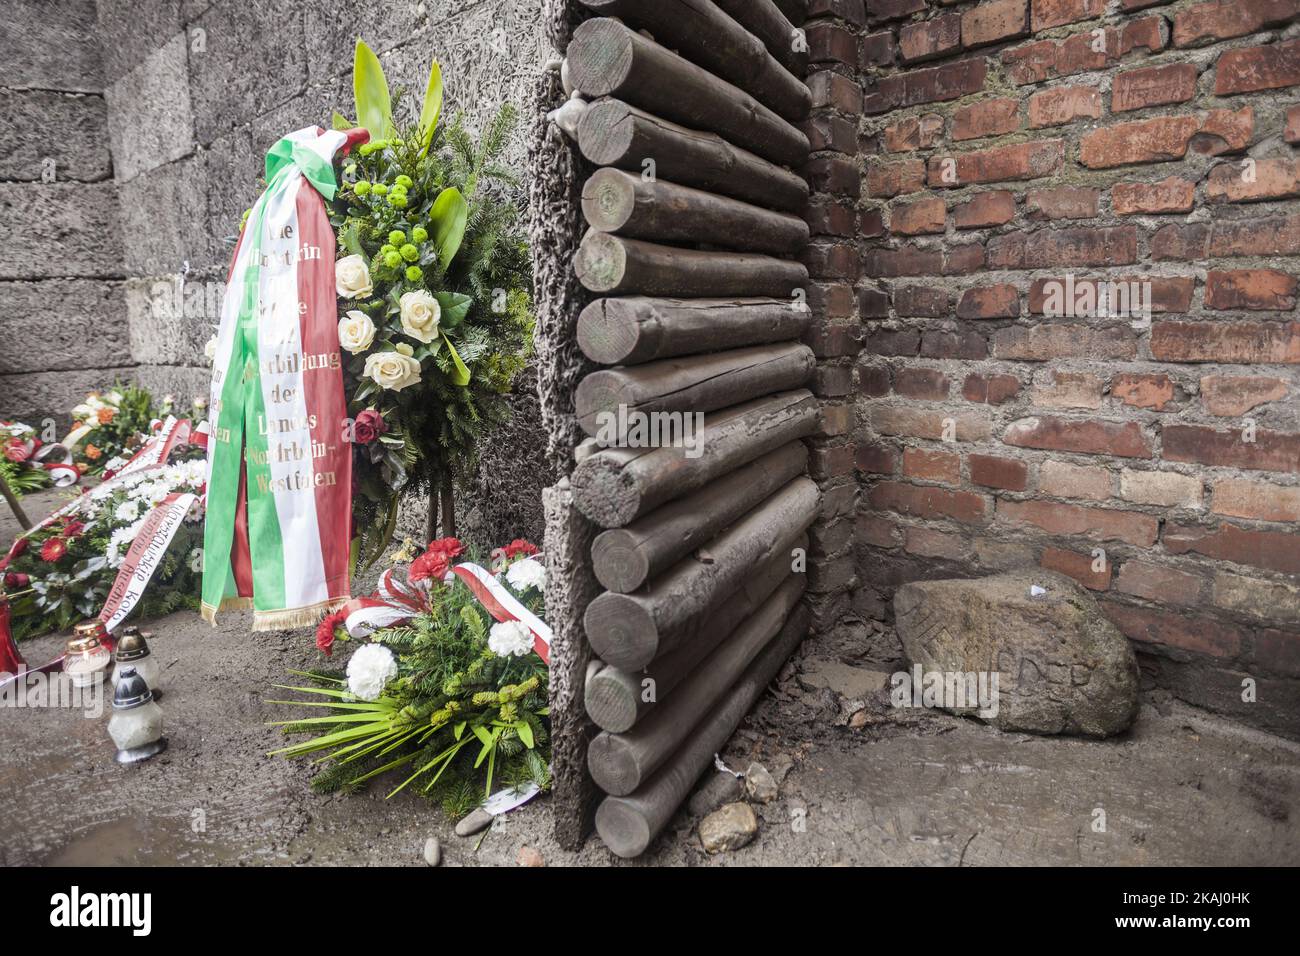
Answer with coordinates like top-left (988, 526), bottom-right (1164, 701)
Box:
top-left (567, 18), bottom-right (809, 167)
top-left (712, 0), bottom-right (809, 77)
top-left (585, 532), bottom-right (806, 732)
top-left (591, 441), bottom-right (808, 592)
top-left (577, 99), bottom-right (809, 213)
top-left (576, 0), bottom-right (811, 121)
top-left (575, 342), bottom-right (814, 437)
top-left (582, 168), bottom-right (809, 255)
top-left (595, 601), bottom-right (810, 857)
top-left (588, 574), bottom-right (805, 795)
top-left (572, 388), bottom-right (819, 527)
top-left (578, 296), bottom-right (809, 366)
top-left (574, 231), bottom-right (808, 298)
top-left (584, 476), bottom-right (818, 669)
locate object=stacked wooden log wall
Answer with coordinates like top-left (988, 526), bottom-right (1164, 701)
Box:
top-left (547, 0), bottom-right (821, 858)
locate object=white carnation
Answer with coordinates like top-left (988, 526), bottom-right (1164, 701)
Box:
top-left (488, 620), bottom-right (534, 658)
top-left (114, 500), bottom-right (140, 523)
top-left (346, 643), bottom-right (398, 701)
top-left (505, 557), bottom-right (546, 592)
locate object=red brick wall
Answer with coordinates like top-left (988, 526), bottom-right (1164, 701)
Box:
top-left (804, 0), bottom-right (1300, 736)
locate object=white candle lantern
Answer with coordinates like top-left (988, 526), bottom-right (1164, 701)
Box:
top-left (108, 665), bottom-right (167, 764)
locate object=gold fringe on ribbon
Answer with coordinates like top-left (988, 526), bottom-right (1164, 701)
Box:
top-left (200, 597), bottom-right (254, 626)
top-left (251, 596), bottom-right (348, 633)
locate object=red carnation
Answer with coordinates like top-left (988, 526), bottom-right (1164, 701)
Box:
top-left (3, 438), bottom-right (30, 463)
top-left (316, 609), bottom-right (346, 656)
top-left (40, 538), bottom-right (67, 563)
top-left (426, 537), bottom-right (464, 559)
top-left (62, 519), bottom-right (86, 538)
top-left (408, 537), bottom-right (464, 584)
top-left (503, 538), bottom-right (539, 559)
top-left (4, 572), bottom-right (28, 589)
top-left (353, 409), bottom-right (387, 445)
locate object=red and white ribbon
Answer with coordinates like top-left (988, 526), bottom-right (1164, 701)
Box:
top-left (98, 492), bottom-right (200, 632)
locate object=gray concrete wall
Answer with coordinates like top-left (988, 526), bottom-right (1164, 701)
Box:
top-left (0, 0), bottom-right (553, 544)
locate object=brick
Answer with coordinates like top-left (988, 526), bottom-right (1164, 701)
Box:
top-left (1041, 546), bottom-right (1112, 591)
top-left (1102, 603), bottom-right (1244, 658)
top-left (953, 190), bottom-right (1017, 229)
top-left (1151, 223), bottom-right (1210, 260)
top-left (957, 284), bottom-right (1020, 319)
top-left (858, 285), bottom-right (890, 317)
top-left (1163, 424), bottom-right (1300, 474)
top-left (814, 361), bottom-right (856, 395)
top-left (870, 481), bottom-right (990, 523)
top-left (804, 242), bottom-right (860, 280)
top-left (883, 113), bottom-right (943, 152)
top-left (1150, 322), bottom-right (1300, 364)
top-left (1080, 108), bottom-right (1251, 168)
top-left (920, 327), bottom-right (989, 358)
top-left (804, 114), bottom-right (859, 153)
top-left (1111, 176), bottom-right (1196, 214)
top-left (987, 225), bottom-right (1137, 269)
top-left (962, 373), bottom-right (1022, 404)
top-left (866, 159), bottom-right (926, 198)
top-left (969, 453), bottom-right (1028, 490)
top-left (1288, 105), bottom-right (1300, 143)
top-left (1120, 468), bottom-right (1203, 508)
top-left (1215, 38), bottom-right (1300, 95)
top-left (809, 0), bottom-right (868, 27)
top-left (893, 284), bottom-right (952, 317)
top-left (962, 0), bottom-right (1029, 48)
top-left (805, 155), bottom-right (861, 197)
top-left (903, 447), bottom-right (961, 482)
top-left (1257, 628), bottom-right (1300, 676)
top-left (890, 197), bottom-right (946, 235)
top-left (1112, 63), bottom-right (1198, 112)
top-left (870, 406), bottom-right (992, 441)
top-left (1002, 18), bottom-right (1168, 85)
top-left (860, 208), bottom-right (886, 238)
top-left (1028, 85), bottom-right (1102, 128)
top-left (928, 140), bottom-right (1063, 186)
top-left (1215, 572), bottom-right (1300, 622)
top-left (864, 58), bottom-right (987, 113)
top-left (856, 442), bottom-right (899, 474)
top-left (1116, 561), bottom-right (1204, 605)
top-left (867, 0), bottom-right (927, 21)
top-left (1212, 479), bottom-right (1300, 521)
top-left (812, 282), bottom-right (857, 319)
top-left (1004, 415), bottom-right (1154, 458)
top-left (1200, 375), bottom-right (1289, 416)
top-left (997, 499), bottom-right (1160, 546)
top-left (1039, 460), bottom-right (1113, 500)
top-left (1028, 275), bottom-right (1195, 315)
top-left (808, 22), bottom-right (860, 66)
top-left (1026, 186), bottom-right (1099, 220)
top-left (862, 327), bottom-right (921, 355)
top-left (1210, 212), bottom-right (1300, 256)
top-left (858, 364), bottom-right (891, 397)
top-left (806, 322), bottom-right (861, 357)
top-left (1174, 0), bottom-right (1300, 48)
top-left (819, 401), bottom-right (855, 436)
top-left (992, 324), bottom-right (1137, 360)
top-left (857, 513), bottom-right (901, 547)
top-left (1033, 370), bottom-right (1104, 408)
top-left (809, 514), bottom-right (854, 556)
top-left (905, 526), bottom-right (970, 560)
top-left (1205, 269), bottom-right (1298, 311)
top-left (898, 13), bottom-right (962, 63)
top-left (1032, 0), bottom-right (1106, 30)
top-left (809, 442), bottom-right (857, 480)
top-left (808, 71), bottom-right (865, 114)
top-left (951, 98), bottom-right (1021, 141)
top-left (806, 198), bottom-right (857, 237)
top-left (867, 243), bottom-right (988, 277)
top-left (1112, 373), bottom-right (1175, 411)
top-left (1165, 521), bottom-right (1300, 575)
top-left (1207, 158), bottom-right (1300, 202)
top-left (861, 31), bottom-right (897, 68)
top-left (894, 366), bottom-right (951, 400)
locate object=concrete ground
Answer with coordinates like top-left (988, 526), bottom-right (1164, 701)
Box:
top-left (2, 490), bottom-right (1298, 867)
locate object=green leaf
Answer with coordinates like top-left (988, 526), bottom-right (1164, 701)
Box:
top-left (428, 187), bottom-right (468, 270)
top-left (331, 111), bottom-right (354, 131)
top-left (441, 334), bottom-right (471, 387)
top-left (516, 720), bottom-right (534, 749)
top-left (353, 39), bottom-right (393, 140)
top-left (419, 60), bottom-right (444, 153)
top-left (339, 221), bottom-right (365, 259)
top-left (433, 292), bottom-right (472, 329)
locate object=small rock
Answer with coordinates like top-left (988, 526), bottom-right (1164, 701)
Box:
top-left (454, 808), bottom-right (492, 837)
top-left (688, 770), bottom-right (744, 817)
top-left (517, 845), bottom-right (545, 867)
top-left (699, 802), bottom-right (758, 853)
top-left (744, 762), bottom-right (778, 803)
top-left (423, 837), bottom-right (441, 866)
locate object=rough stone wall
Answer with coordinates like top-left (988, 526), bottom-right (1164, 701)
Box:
top-left (0, 0), bottom-right (126, 424)
top-left (824, 0), bottom-right (1300, 736)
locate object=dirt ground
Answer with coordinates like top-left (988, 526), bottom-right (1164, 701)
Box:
top-left (2, 490), bottom-right (1298, 867)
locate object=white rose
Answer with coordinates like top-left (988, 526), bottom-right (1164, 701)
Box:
top-left (363, 345), bottom-right (422, 391)
top-left (505, 557), bottom-right (546, 593)
top-left (488, 620), bottom-right (534, 658)
top-left (335, 254), bottom-right (373, 299)
top-left (398, 290), bottom-right (441, 344)
top-left (204, 337), bottom-right (218, 361)
top-left (338, 310), bottom-right (376, 353)
top-left (346, 643), bottom-right (398, 701)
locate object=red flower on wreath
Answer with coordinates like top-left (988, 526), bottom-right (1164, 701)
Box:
top-left (408, 537), bottom-right (464, 584)
top-left (40, 538), bottom-right (68, 563)
top-left (316, 608), bottom-right (347, 657)
top-left (502, 538), bottom-right (539, 559)
top-left (3, 438), bottom-right (30, 463)
top-left (62, 519), bottom-right (86, 539)
top-left (10, 537), bottom-right (28, 559)
top-left (352, 409), bottom-right (387, 445)
top-left (4, 572), bottom-right (29, 589)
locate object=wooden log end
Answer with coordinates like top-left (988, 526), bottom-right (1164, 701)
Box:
top-left (572, 453), bottom-right (643, 528)
top-left (584, 666), bottom-right (642, 734)
top-left (595, 795), bottom-right (654, 859)
top-left (576, 98), bottom-right (636, 167)
top-left (587, 731), bottom-right (640, 796)
top-left (576, 298), bottom-right (642, 365)
top-left (584, 590), bottom-right (659, 669)
top-left (573, 230), bottom-right (626, 294)
top-left (569, 18), bottom-right (636, 98)
top-left (591, 527), bottom-right (652, 593)
top-left (574, 368), bottom-right (632, 436)
top-left (581, 167), bottom-right (637, 233)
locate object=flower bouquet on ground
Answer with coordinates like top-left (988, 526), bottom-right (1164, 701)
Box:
top-left (327, 40), bottom-right (533, 563)
top-left (0, 435), bottom-right (208, 641)
top-left (1, 421), bottom-right (55, 496)
top-left (66, 385), bottom-right (177, 476)
top-left (271, 537), bottom-right (550, 818)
